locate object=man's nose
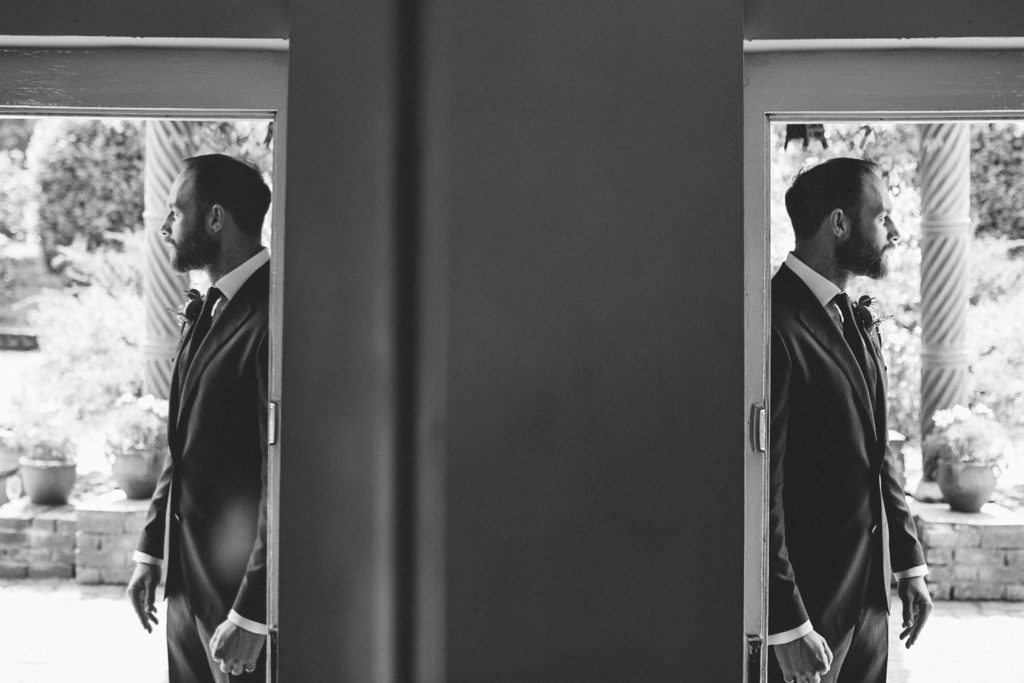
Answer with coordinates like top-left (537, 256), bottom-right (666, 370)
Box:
top-left (887, 219), bottom-right (901, 245)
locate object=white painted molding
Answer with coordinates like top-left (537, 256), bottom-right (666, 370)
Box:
top-left (0, 35), bottom-right (288, 51)
top-left (744, 37), bottom-right (1024, 53)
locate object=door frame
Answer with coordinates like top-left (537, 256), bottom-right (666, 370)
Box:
top-left (0, 42), bottom-right (288, 680)
top-left (744, 44), bottom-right (1024, 680)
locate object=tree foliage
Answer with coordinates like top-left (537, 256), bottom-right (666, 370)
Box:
top-left (26, 119), bottom-right (145, 271)
top-left (14, 234), bottom-right (145, 429)
top-left (971, 122), bottom-right (1024, 239)
top-left (25, 119), bottom-right (273, 273)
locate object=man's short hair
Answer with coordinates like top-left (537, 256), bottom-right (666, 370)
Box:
top-left (183, 154), bottom-right (271, 237)
top-left (784, 157), bottom-right (881, 241)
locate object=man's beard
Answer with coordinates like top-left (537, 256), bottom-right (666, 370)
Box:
top-left (836, 225), bottom-right (889, 279)
top-left (171, 226), bottom-right (220, 272)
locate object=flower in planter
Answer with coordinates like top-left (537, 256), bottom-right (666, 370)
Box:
top-left (104, 394), bottom-right (169, 499)
top-left (105, 393), bottom-right (169, 460)
top-left (4, 415), bottom-right (77, 465)
top-left (1, 413), bottom-right (78, 505)
top-left (924, 403), bottom-right (1010, 470)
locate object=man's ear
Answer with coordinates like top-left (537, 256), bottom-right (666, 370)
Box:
top-left (207, 204), bottom-right (225, 234)
top-left (829, 208), bottom-right (847, 238)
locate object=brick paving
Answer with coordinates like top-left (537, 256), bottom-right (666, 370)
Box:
top-left (1, 578), bottom-right (1022, 681)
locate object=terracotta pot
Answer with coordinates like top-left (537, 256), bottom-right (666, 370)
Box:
top-left (937, 461), bottom-right (998, 513)
top-left (111, 449), bottom-right (163, 500)
top-left (18, 457), bottom-right (76, 506)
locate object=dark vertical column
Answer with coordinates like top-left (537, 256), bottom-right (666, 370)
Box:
top-left (283, 0), bottom-right (745, 679)
top-left (280, 0), bottom-right (401, 680)
top-left (443, 2), bottom-right (746, 680)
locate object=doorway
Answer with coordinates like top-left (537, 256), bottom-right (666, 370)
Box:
top-left (746, 47), bottom-right (1024, 681)
top-left (0, 44), bottom-right (287, 681)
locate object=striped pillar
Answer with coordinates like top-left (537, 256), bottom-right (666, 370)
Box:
top-left (143, 121), bottom-right (196, 398)
top-left (918, 123), bottom-right (972, 481)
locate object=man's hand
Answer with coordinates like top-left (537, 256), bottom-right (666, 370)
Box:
top-left (898, 575), bottom-right (932, 648)
top-left (126, 562), bottom-right (161, 633)
top-left (774, 630), bottom-right (833, 683)
top-left (210, 620), bottom-right (265, 677)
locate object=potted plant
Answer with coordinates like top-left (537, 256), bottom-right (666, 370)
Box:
top-left (104, 394), bottom-right (168, 500)
top-left (923, 404), bottom-right (1010, 513)
top-left (7, 417), bottom-right (78, 506)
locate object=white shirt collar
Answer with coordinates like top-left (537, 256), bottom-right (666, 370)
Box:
top-left (785, 252), bottom-right (842, 309)
top-left (213, 248), bottom-right (270, 302)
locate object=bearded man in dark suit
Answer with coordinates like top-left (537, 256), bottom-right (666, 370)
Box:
top-left (768, 158), bottom-right (932, 683)
top-left (127, 154), bottom-right (271, 682)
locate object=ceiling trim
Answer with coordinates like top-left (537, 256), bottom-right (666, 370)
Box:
top-left (744, 37), bottom-right (1024, 53)
top-left (0, 36), bottom-right (288, 51)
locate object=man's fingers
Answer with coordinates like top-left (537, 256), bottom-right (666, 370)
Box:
top-left (905, 607), bottom-right (931, 648)
top-left (128, 590), bottom-right (152, 633)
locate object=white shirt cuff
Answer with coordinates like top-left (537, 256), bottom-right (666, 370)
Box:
top-left (133, 551), bottom-right (163, 566)
top-left (894, 564), bottom-right (928, 580)
top-left (228, 610), bottom-right (269, 635)
top-left (767, 620), bottom-right (813, 646)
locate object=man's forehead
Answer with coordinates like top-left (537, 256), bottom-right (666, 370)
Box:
top-left (168, 173), bottom-right (193, 206)
top-left (865, 174), bottom-right (890, 211)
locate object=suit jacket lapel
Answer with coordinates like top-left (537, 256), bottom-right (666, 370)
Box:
top-left (795, 306), bottom-right (877, 431)
top-left (776, 265), bottom-right (878, 437)
top-left (862, 325), bottom-right (889, 461)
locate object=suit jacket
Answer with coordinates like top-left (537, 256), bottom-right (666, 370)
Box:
top-left (769, 263), bottom-right (923, 642)
top-left (138, 262), bottom-right (270, 627)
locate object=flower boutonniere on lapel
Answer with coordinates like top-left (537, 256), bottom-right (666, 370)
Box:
top-left (169, 289), bottom-right (203, 332)
top-left (852, 295), bottom-right (892, 343)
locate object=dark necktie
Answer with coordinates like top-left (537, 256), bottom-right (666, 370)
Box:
top-left (833, 292), bottom-right (872, 384)
top-left (186, 287), bottom-right (222, 360)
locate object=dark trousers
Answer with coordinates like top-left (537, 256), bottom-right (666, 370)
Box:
top-left (769, 582), bottom-right (888, 683)
top-left (167, 591), bottom-right (266, 683)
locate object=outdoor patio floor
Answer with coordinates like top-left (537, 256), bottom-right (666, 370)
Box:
top-left (0, 579), bottom-right (1020, 681)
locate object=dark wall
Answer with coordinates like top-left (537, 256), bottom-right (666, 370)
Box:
top-left (283, 0), bottom-right (746, 679)
top-left (745, 0), bottom-right (1024, 40)
top-left (3, 0), bottom-right (288, 38)
top-left (280, 0), bottom-right (398, 680)
top-left (283, 0), bottom-right (745, 679)
top-left (443, 2), bottom-right (745, 679)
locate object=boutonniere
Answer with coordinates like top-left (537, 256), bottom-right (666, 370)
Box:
top-left (167, 289), bottom-right (203, 330)
top-left (852, 295), bottom-right (892, 334)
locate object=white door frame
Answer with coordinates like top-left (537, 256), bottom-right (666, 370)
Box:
top-left (0, 41), bottom-right (288, 680)
top-left (744, 44), bottom-right (1024, 680)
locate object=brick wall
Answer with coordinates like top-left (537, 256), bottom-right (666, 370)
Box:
top-left (914, 501), bottom-right (1024, 601)
top-left (0, 499), bottom-right (76, 578)
top-left (0, 489), bottom-right (152, 583)
top-left (75, 490), bottom-right (151, 585)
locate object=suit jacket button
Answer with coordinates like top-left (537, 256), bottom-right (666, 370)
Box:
top-left (173, 513), bottom-right (182, 524)
top-left (870, 524), bottom-right (879, 535)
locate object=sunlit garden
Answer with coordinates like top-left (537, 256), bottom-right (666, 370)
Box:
top-left (0, 117), bottom-right (272, 522)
